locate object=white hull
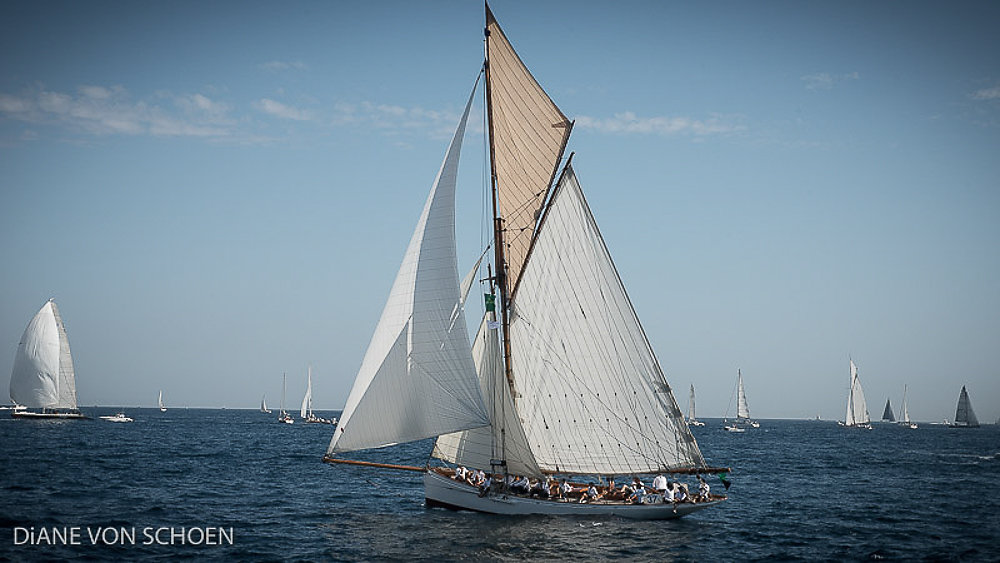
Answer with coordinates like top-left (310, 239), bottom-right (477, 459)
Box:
top-left (423, 471), bottom-right (723, 520)
top-left (687, 419), bottom-right (705, 427)
top-left (12, 410), bottom-right (85, 419)
top-left (100, 413), bottom-right (133, 423)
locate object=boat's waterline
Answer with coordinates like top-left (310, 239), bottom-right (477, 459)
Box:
top-left (423, 471), bottom-right (724, 520)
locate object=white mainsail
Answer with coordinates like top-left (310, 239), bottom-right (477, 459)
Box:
top-left (844, 359), bottom-right (870, 426)
top-left (503, 166), bottom-right (704, 475)
top-left (10, 299), bottom-right (78, 410)
top-left (261, 395), bottom-right (271, 413)
top-left (158, 390), bottom-right (166, 411)
top-left (327, 85), bottom-right (489, 455)
top-left (300, 366), bottom-right (313, 419)
top-left (736, 370), bottom-right (750, 421)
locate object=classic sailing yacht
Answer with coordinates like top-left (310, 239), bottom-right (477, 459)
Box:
top-left (725, 369), bottom-right (758, 431)
top-left (260, 395), bottom-right (272, 414)
top-left (324, 4), bottom-right (729, 519)
top-left (278, 373), bottom-right (293, 424)
top-left (158, 390), bottom-right (166, 412)
top-left (841, 359), bottom-right (872, 429)
top-left (899, 384), bottom-right (916, 429)
top-left (9, 299), bottom-right (85, 419)
top-left (301, 366), bottom-right (335, 425)
top-left (950, 385), bottom-right (979, 428)
top-left (880, 399), bottom-right (894, 422)
top-left (687, 384), bottom-right (705, 426)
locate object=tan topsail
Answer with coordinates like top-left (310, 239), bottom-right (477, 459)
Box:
top-left (486, 5), bottom-right (572, 295)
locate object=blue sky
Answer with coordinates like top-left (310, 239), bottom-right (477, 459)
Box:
top-left (1, 0), bottom-right (998, 423)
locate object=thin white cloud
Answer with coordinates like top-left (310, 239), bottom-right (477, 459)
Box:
top-left (802, 71), bottom-right (860, 91)
top-left (332, 101), bottom-right (468, 139)
top-left (259, 61), bottom-right (308, 72)
top-left (255, 98), bottom-right (313, 121)
top-left (574, 111), bottom-right (745, 137)
top-left (970, 85), bottom-right (1000, 100)
top-left (0, 85), bottom-right (233, 138)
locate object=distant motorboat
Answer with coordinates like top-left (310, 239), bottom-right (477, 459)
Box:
top-left (100, 412), bottom-right (133, 423)
top-left (723, 422), bottom-right (746, 433)
top-left (9, 299), bottom-right (85, 420)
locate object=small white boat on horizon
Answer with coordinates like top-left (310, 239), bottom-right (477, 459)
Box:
top-left (278, 373), bottom-right (293, 424)
top-left (100, 412), bottom-right (133, 423)
top-left (158, 390), bottom-right (166, 413)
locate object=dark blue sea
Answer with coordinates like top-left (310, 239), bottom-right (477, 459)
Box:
top-left (1, 411), bottom-right (998, 561)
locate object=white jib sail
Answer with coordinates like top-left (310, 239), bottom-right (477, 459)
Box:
top-left (432, 312), bottom-right (543, 478)
top-left (507, 165), bottom-right (705, 475)
top-left (736, 370), bottom-right (750, 420)
top-left (328, 85), bottom-right (489, 454)
top-left (301, 366), bottom-right (312, 419)
top-left (9, 299), bottom-right (78, 409)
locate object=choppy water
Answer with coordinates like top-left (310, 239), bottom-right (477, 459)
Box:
top-left (1, 410), bottom-right (998, 561)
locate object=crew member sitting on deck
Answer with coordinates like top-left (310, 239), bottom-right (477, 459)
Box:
top-left (697, 475), bottom-right (710, 501)
top-left (652, 473), bottom-right (668, 493)
top-left (558, 478), bottom-right (573, 500)
top-left (455, 465), bottom-right (467, 482)
top-left (511, 475), bottom-right (530, 495)
top-left (579, 482), bottom-right (601, 503)
top-left (529, 478), bottom-right (550, 499)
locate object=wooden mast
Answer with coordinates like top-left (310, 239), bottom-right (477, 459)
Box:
top-left (484, 3), bottom-right (516, 400)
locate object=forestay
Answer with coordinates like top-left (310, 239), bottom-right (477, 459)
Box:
top-left (327, 86), bottom-right (489, 454)
top-left (9, 299), bottom-right (78, 410)
top-left (506, 165), bottom-right (705, 475)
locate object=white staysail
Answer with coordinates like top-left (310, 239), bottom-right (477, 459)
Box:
top-left (327, 85), bottom-right (489, 455)
top-left (300, 366), bottom-right (313, 419)
top-left (736, 370), bottom-right (750, 420)
top-left (845, 360), bottom-right (870, 426)
top-left (432, 313), bottom-right (543, 478)
top-left (10, 299), bottom-right (78, 410)
top-left (505, 166), bottom-right (704, 475)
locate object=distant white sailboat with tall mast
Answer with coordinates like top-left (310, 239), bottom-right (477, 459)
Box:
top-left (725, 369), bottom-right (758, 431)
top-left (687, 384), bottom-right (705, 426)
top-left (840, 359), bottom-right (872, 429)
top-left (9, 299), bottom-right (85, 419)
top-left (158, 390), bottom-right (166, 412)
top-left (899, 384), bottom-right (916, 429)
top-left (949, 385), bottom-right (979, 428)
top-left (323, 4), bottom-right (729, 519)
top-left (277, 373), bottom-right (293, 424)
top-left (301, 366), bottom-right (336, 425)
top-left (260, 395), bottom-right (272, 414)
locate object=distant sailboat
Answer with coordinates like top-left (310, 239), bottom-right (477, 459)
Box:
top-left (687, 384), bottom-right (705, 426)
top-left (725, 369), bottom-right (758, 431)
top-left (881, 398), bottom-right (894, 422)
top-left (899, 384), bottom-right (916, 429)
top-left (301, 366), bottom-right (336, 425)
top-left (841, 359), bottom-right (872, 429)
top-left (278, 373), bottom-right (293, 424)
top-left (10, 299), bottom-right (85, 419)
top-left (950, 386), bottom-right (979, 428)
top-left (158, 390), bottom-right (166, 412)
top-left (260, 395), bottom-right (272, 414)
top-left (323, 4), bottom-right (728, 520)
